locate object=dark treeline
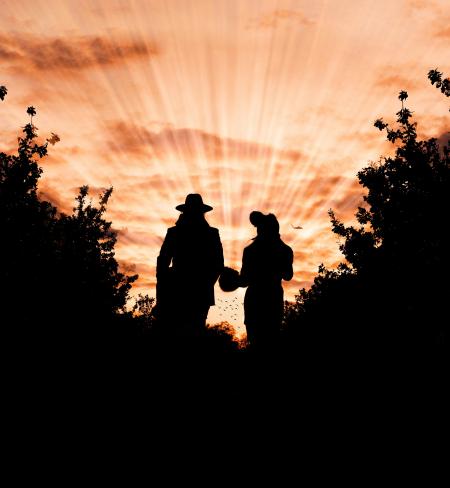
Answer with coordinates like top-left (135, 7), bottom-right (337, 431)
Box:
top-left (282, 83), bottom-right (449, 369)
top-left (0, 89), bottom-right (241, 366)
top-left (0, 102), bottom-right (136, 346)
top-left (1, 72), bottom-right (449, 389)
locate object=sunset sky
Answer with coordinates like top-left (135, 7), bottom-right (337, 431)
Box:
top-left (1, 0), bottom-right (449, 331)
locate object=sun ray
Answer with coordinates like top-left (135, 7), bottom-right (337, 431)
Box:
top-left (1, 0), bottom-right (449, 332)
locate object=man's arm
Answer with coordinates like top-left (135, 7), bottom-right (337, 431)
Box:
top-left (156, 229), bottom-right (174, 279)
top-left (211, 228), bottom-right (224, 283)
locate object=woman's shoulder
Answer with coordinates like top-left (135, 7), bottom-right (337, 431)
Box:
top-left (280, 239), bottom-right (293, 249)
top-left (243, 239), bottom-right (265, 257)
top-left (279, 240), bottom-right (294, 261)
top-left (279, 239), bottom-right (293, 252)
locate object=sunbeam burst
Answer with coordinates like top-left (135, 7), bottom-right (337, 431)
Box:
top-left (1, 0), bottom-right (449, 332)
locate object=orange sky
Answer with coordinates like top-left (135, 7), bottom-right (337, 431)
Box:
top-left (1, 0), bottom-right (449, 332)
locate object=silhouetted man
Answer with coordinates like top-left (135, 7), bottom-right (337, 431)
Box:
top-left (240, 211), bottom-right (293, 351)
top-left (156, 194), bottom-right (224, 335)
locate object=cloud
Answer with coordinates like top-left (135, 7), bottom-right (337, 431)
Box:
top-left (0, 45), bottom-right (19, 60)
top-left (37, 181), bottom-right (72, 214)
top-left (117, 259), bottom-right (158, 291)
top-left (304, 177), bottom-right (364, 225)
top-left (374, 74), bottom-right (420, 91)
top-left (247, 9), bottom-right (315, 29)
top-left (117, 260), bottom-right (137, 275)
top-left (107, 122), bottom-right (303, 164)
top-left (299, 175), bottom-right (349, 203)
top-left (406, 0), bottom-right (438, 12)
top-left (115, 228), bottom-right (156, 247)
top-left (405, 0), bottom-right (450, 41)
top-left (0, 33), bottom-right (158, 72)
top-left (416, 114), bottom-right (450, 144)
top-left (294, 250), bottom-right (311, 261)
top-left (39, 145), bottom-right (84, 168)
top-left (117, 259), bottom-right (152, 277)
top-left (0, 129), bottom-right (20, 154)
top-left (434, 25), bottom-right (450, 39)
top-left (110, 173), bottom-right (184, 193)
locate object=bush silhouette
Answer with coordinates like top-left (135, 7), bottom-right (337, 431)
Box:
top-left (2, 70), bottom-right (448, 370)
top-left (428, 69), bottom-right (450, 111)
top-left (283, 74), bottom-right (449, 360)
top-left (0, 94), bottom-right (137, 347)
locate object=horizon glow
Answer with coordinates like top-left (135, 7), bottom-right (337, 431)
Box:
top-left (1, 0), bottom-right (449, 332)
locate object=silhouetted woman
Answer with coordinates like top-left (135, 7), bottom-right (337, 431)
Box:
top-left (240, 212), bottom-right (293, 350)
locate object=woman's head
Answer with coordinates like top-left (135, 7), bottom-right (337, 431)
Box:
top-left (249, 211), bottom-right (279, 238)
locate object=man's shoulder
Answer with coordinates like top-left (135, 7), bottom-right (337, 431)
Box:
top-left (168, 225), bottom-right (220, 238)
top-left (165, 226), bottom-right (177, 238)
top-left (243, 241), bottom-right (256, 253)
top-left (204, 226), bottom-right (220, 238)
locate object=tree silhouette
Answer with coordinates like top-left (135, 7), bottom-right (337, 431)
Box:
top-left (0, 92), bottom-right (137, 346)
top-left (428, 69), bottom-right (450, 111)
top-left (284, 77), bottom-right (449, 359)
top-left (3, 71), bottom-right (448, 369)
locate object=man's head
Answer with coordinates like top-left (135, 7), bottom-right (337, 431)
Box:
top-left (176, 194), bottom-right (213, 214)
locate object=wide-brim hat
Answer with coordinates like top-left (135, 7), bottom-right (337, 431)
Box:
top-left (176, 193), bottom-right (213, 213)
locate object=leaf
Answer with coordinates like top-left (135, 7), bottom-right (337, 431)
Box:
top-left (374, 118), bottom-right (388, 131)
top-left (47, 132), bottom-right (60, 145)
top-left (27, 106), bottom-right (37, 117)
top-left (397, 107), bottom-right (413, 124)
top-left (22, 122), bottom-right (37, 140)
top-left (428, 68), bottom-right (449, 110)
top-left (398, 90), bottom-right (408, 101)
top-left (428, 68), bottom-right (442, 85)
top-left (0, 85), bottom-right (7, 101)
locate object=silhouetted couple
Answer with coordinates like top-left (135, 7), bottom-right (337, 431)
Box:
top-left (156, 194), bottom-right (293, 349)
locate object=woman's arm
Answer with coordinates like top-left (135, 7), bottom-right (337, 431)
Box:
top-left (239, 247), bottom-right (251, 287)
top-left (281, 245), bottom-right (294, 281)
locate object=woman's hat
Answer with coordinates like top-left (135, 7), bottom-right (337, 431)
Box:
top-left (250, 211), bottom-right (279, 234)
top-left (176, 193), bottom-right (213, 213)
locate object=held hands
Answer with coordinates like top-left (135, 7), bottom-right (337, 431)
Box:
top-left (219, 267), bottom-right (242, 292)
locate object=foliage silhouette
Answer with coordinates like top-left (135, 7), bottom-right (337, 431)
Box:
top-left (1, 73), bottom-right (448, 425)
top-left (2, 69), bottom-right (448, 375)
top-left (0, 95), bottom-right (137, 347)
top-left (284, 77), bottom-right (449, 362)
top-left (428, 69), bottom-right (450, 110)
top-left (0, 92), bottom-right (239, 362)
